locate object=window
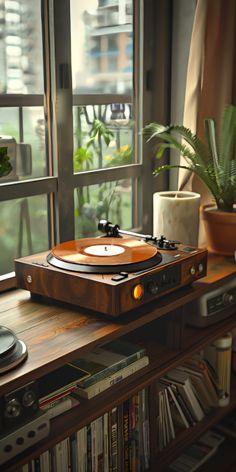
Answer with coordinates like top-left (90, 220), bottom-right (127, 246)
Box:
top-left (0, 0), bottom-right (170, 287)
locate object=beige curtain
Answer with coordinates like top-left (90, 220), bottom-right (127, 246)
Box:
top-left (179, 0), bottom-right (236, 244)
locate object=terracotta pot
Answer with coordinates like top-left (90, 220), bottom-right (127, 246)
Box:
top-left (201, 205), bottom-right (236, 256)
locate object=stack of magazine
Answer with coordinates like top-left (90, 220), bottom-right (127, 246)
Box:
top-left (157, 354), bottom-right (219, 450)
top-left (38, 339), bottom-right (149, 416)
top-left (38, 364), bottom-right (88, 418)
top-left (70, 339), bottom-right (149, 399)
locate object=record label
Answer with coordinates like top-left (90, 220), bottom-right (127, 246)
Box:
top-left (84, 244), bottom-right (125, 257)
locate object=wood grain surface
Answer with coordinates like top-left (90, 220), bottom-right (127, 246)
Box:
top-left (0, 254), bottom-right (235, 395)
top-left (0, 254), bottom-right (236, 472)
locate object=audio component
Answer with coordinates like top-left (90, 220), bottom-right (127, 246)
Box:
top-left (0, 411), bottom-right (50, 465)
top-left (186, 277), bottom-right (236, 327)
top-left (15, 220), bottom-right (207, 317)
top-left (0, 381), bottom-right (39, 433)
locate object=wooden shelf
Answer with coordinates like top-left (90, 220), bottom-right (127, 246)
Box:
top-left (0, 254), bottom-right (235, 471)
top-left (198, 437), bottom-right (236, 471)
top-left (156, 375), bottom-right (236, 470)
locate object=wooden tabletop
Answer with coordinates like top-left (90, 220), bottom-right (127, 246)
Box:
top-left (0, 253), bottom-right (235, 396)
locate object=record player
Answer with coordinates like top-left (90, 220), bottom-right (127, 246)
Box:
top-left (15, 220), bottom-right (208, 317)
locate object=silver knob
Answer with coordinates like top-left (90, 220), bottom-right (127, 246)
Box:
top-left (5, 398), bottom-right (21, 418)
top-left (22, 391), bottom-right (36, 407)
top-left (189, 266), bottom-right (196, 275)
top-left (26, 275), bottom-right (32, 284)
top-left (198, 263), bottom-right (204, 273)
top-left (223, 293), bottom-right (234, 305)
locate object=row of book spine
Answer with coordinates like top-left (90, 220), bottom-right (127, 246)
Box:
top-left (21, 388), bottom-right (150, 472)
top-left (157, 333), bottom-right (233, 451)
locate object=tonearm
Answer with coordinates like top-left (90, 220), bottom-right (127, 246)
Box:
top-left (98, 220), bottom-right (179, 250)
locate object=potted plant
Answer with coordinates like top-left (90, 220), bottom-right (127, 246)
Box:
top-left (143, 104), bottom-right (236, 256)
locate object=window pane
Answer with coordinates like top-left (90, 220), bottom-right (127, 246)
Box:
top-left (0, 106), bottom-right (47, 181)
top-left (70, 0), bottom-right (133, 94)
top-left (73, 104), bottom-right (134, 172)
top-left (0, 0), bottom-right (44, 94)
top-left (0, 195), bottom-right (49, 276)
top-left (74, 178), bottom-right (133, 238)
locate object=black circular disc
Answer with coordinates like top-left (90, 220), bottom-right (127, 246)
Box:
top-left (47, 250), bottom-right (162, 274)
top-left (0, 326), bottom-right (17, 356)
top-left (0, 339), bottom-right (28, 374)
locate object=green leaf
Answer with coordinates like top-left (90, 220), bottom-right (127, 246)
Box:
top-left (143, 106), bottom-right (236, 210)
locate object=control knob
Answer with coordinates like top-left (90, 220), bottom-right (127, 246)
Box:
top-left (5, 398), bottom-right (21, 418)
top-left (222, 292), bottom-right (235, 306)
top-left (147, 281), bottom-right (159, 295)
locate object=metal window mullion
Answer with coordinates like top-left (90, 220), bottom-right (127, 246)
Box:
top-left (53, 0), bottom-right (74, 243)
top-left (19, 107), bottom-right (24, 141)
top-left (132, 0), bottom-right (143, 230)
top-left (72, 164), bottom-right (142, 188)
top-left (0, 95), bottom-right (44, 107)
top-left (0, 177), bottom-right (58, 201)
top-left (72, 94), bottom-right (132, 106)
top-left (42, 0), bottom-right (56, 247)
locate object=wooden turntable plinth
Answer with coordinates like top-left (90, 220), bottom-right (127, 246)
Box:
top-left (14, 237), bottom-right (207, 316)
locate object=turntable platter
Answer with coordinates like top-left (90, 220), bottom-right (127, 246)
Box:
top-left (47, 237), bottom-right (162, 273)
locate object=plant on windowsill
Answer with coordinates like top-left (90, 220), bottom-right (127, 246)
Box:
top-left (143, 104), bottom-right (236, 256)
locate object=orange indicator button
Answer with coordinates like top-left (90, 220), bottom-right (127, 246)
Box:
top-left (132, 284), bottom-right (144, 300)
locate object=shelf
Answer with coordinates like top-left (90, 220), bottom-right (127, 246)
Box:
top-left (1, 254), bottom-right (235, 397)
top-left (0, 254), bottom-right (235, 471)
top-left (3, 320), bottom-right (236, 472)
top-left (198, 437), bottom-right (236, 471)
top-left (156, 375), bottom-right (236, 470)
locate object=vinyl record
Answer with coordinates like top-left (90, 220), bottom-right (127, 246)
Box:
top-left (0, 326), bottom-right (17, 356)
top-left (0, 339), bottom-right (28, 374)
top-left (47, 237), bottom-right (162, 273)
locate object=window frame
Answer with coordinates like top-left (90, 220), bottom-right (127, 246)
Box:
top-left (0, 0), bottom-right (172, 291)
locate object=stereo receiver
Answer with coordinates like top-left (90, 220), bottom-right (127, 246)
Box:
top-left (186, 278), bottom-right (236, 327)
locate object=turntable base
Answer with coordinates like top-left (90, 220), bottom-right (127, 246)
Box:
top-left (15, 236), bottom-right (207, 316)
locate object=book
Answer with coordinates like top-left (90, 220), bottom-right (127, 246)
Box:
top-left (69, 339), bottom-right (146, 389)
top-left (103, 413), bottom-right (109, 472)
top-left (141, 388), bottom-right (150, 470)
top-left (164, 368), bottom-right (205, 422)
top-left (70, 433), bottom-right (78, 472)
top-left (87, 423), bottom-right (92, 472)
top-left (182, 355), bottom-right (219, 406)
top-left (38, 364), bottom-right (90, 404)
top-left (164, 388), bottom-right (175, 440)
top-left (76, 427), bottom-right (87, 472)
top-left (166, 384), bottom-right (190, 430)
top-left (41, 395), bottom-right (80, 419)
top-left (157, 386), bottom-right (176, 450)
top-left (74, 355), bottom-right (149, 399)
top-left (177, 364), bottom-right (216, 413)
top-left (123, 399), bottom-right (130, 472)
top-left (39, 385), bottom-right (78, 408)
top-left (109, 407), bottom-right (118, 472)
top-left (39, 450), bottom-right (50, 472)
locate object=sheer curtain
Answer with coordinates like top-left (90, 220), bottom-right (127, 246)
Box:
top-left (179, 0), bottom-right (236, 244)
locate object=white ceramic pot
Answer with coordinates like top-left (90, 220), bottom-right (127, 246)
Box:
top-left (153, 191), bottom-right (201, 246)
